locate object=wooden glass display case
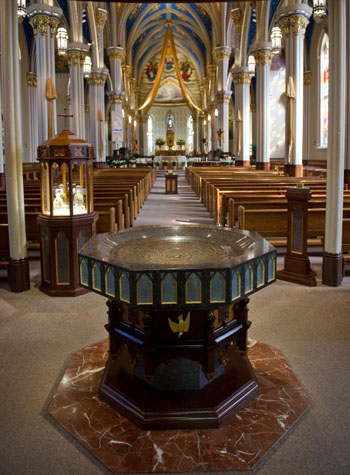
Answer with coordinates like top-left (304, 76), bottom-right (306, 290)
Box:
top-left (37, 128), bottom-right (97, 296)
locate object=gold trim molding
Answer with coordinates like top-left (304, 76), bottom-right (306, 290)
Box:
top-left (87, 72), bottom-right (107, 86)
top-left (213, 46), bottom-right (232, 62)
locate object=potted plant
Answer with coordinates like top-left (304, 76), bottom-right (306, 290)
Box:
top-left (162, 160), bottom-right (169, 170)
top-left (155, 137), bottom-right (165, 151)
top-left (187, 160), bottom-right (193, 167)
top-left (154, 160), bottom-right (160, 169)
top-left (171, 160), bottom-right (177, 170)
top-left (176, 138), bottom-right (186, 150)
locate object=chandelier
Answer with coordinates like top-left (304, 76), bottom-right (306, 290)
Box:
top-left (83, 55), bottom-right (92, 76)
top-left (17, 0), bottom-right (26, 17)
top-left (271, 25), bottom-right (282, 54)
top-left (56, 26), bottom-right (68, 56)
top-left (313, 0), bottom-right (327, 20)
top-left (248, 55), bottom-right (256, 76)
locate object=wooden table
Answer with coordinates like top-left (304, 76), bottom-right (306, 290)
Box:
top-left (165, 173), bottom-right (178, 194)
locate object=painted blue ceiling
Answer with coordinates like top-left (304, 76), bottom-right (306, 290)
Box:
top-left (305, 15), bottom-right (315, 51)
top-left (269, 0), bottom-right (282, 26)
top-left (22, 17), bottom-right (33, 55)
top-left (57, 0), bottom-right (70, 27)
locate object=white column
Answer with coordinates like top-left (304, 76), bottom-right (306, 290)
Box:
top-left (207, 114), bottom-right (212, 152)
top-left (26, 73), bottom-right (39, 162)
top-left (303, 71), bottom-right (311, 163)
top-left (0, 67), bottom-right (3, 173)
top-left (344, 3), bottom-right (350, 186)
top-left (198, 115), bottom-right (204, 153)
top-left (252, 46), bottom-right (272, 169)
top-left (67, 43), bottom-right (89, 138)
top-left (192, 116), bottom-right (198, 154)
top-left (233, 68), bottom-right (251, 165)
top-left (207, 64), bottom-right (216, 105)
top-left (213, 46), bottom-right (231, 153)
top-left (95, 8), bottom-right (107, 67)
top-left (1, 0), bottom-right (29, 289)
top-left (215, 92), bottom-right (231, 153)
top-left (279, 4), bottom-right (312, 176)
top-left (87, 71), bottom-right (107, 161)
top-left (322, 0), bottom-right (346, 286)
top-left (27, 4), bottom-right (61, 143)
top-left (107, 46), bottom-right (125, 151)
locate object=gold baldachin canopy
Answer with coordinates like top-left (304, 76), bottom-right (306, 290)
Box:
top-left (138, 24), bottom-right (202, 115)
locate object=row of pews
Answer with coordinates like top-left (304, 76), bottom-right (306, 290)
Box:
top-left (0, 167), bottom-right (156, 268)
top-left (186, 166), bottom-right (350, 251)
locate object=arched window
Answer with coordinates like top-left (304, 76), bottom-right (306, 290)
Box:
top-left (319, 33), bottom-right (329, 148)
top-left (147, 115), bottom-right (154, 155)
top-left (187, 116), bottom-right (194, 152)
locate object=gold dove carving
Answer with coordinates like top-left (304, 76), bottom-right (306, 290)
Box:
top-left (168, 312), bottom-right (190, 338)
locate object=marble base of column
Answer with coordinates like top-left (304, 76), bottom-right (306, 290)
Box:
top-left (235, 160), bottom-right (250, 167)
top-left (8, 257), bottom-right (30, 292)
top-left (322, 252), bottom-right (343, 287)
top-left (256, 162), bottom-right (270, 171)
top-left (284, 164), bottom-right (303, 177)
top-left (344, 169), bottom-right (350, 187)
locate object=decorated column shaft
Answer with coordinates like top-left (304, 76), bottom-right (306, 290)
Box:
top-left (303, 71), bottom-right (312, 163)
top-left (1, 0), bottom-right (29, 290)
top-left (252, 45), bottom-right (272, 170)
top-left (139, 114), bottom-right (148, 156)
top-left (279, 4), bottom-right (312, 176)
top-left (233, 68), bottom-right (251, 165)
top-left (323, 0), bottom-right (346, 286)
top-left (67, 44), bottom-right (89, 139)
top-left (192, 116), bottom-right (199, 154)
top-left (27, 4), bottom-right (61, 143)
top-left (26, 73), bottom-right (39, 163)
top-left (88, 71), bottom-right (107, 161)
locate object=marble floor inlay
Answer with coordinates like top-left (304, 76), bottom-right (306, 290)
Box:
top-left (47, 340), bottom-right (310, 472)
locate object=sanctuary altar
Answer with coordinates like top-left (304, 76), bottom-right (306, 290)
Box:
top-left (155, 155), bottom-right (187, 166)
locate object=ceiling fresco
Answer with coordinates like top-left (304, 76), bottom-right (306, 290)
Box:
top-left (139, 49), bottom-right (200, 106)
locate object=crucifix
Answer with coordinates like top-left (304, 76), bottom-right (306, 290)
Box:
top-left (217, 128), bottom-right (224, 148)
top-left (58, 108), bottom-right (74, 129)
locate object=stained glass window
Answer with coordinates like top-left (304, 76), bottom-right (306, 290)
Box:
top-left (319, 33), bottom-right (329, 148)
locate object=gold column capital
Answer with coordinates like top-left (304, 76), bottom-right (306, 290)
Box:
top-left (213, 46), bottom-right (232, 62)
top-left (279, 14), bottom-right (309, 37)
top-left (231, 8), bottom-right (242, 28)
top-left (48, 17), bottom-right (60, 38)
top-left (253, 49), bottom-right (273, 66)
top-left (304, 71), bottom-right (312, 85)
top-left (67, 50), bottom-right (85, 66)
top-left (26, 72), bottom-right (37, 87)
top-left (232, 71), bottom-right (251, 85)
top-left (95, 8), bottom-right (108, 29)
top-left (29, 15), bottom-right (50, 36)
top-left (107, 46), bottom-right (124, 61)
top-left (87, 71), bottom-right (107, 86)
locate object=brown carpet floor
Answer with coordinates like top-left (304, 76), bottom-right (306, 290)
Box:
top-left (0, 171), bottom-right (349, 475)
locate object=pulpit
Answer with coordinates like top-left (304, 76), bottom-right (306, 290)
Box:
top-left (79, 225), bottom-right (276, 429)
